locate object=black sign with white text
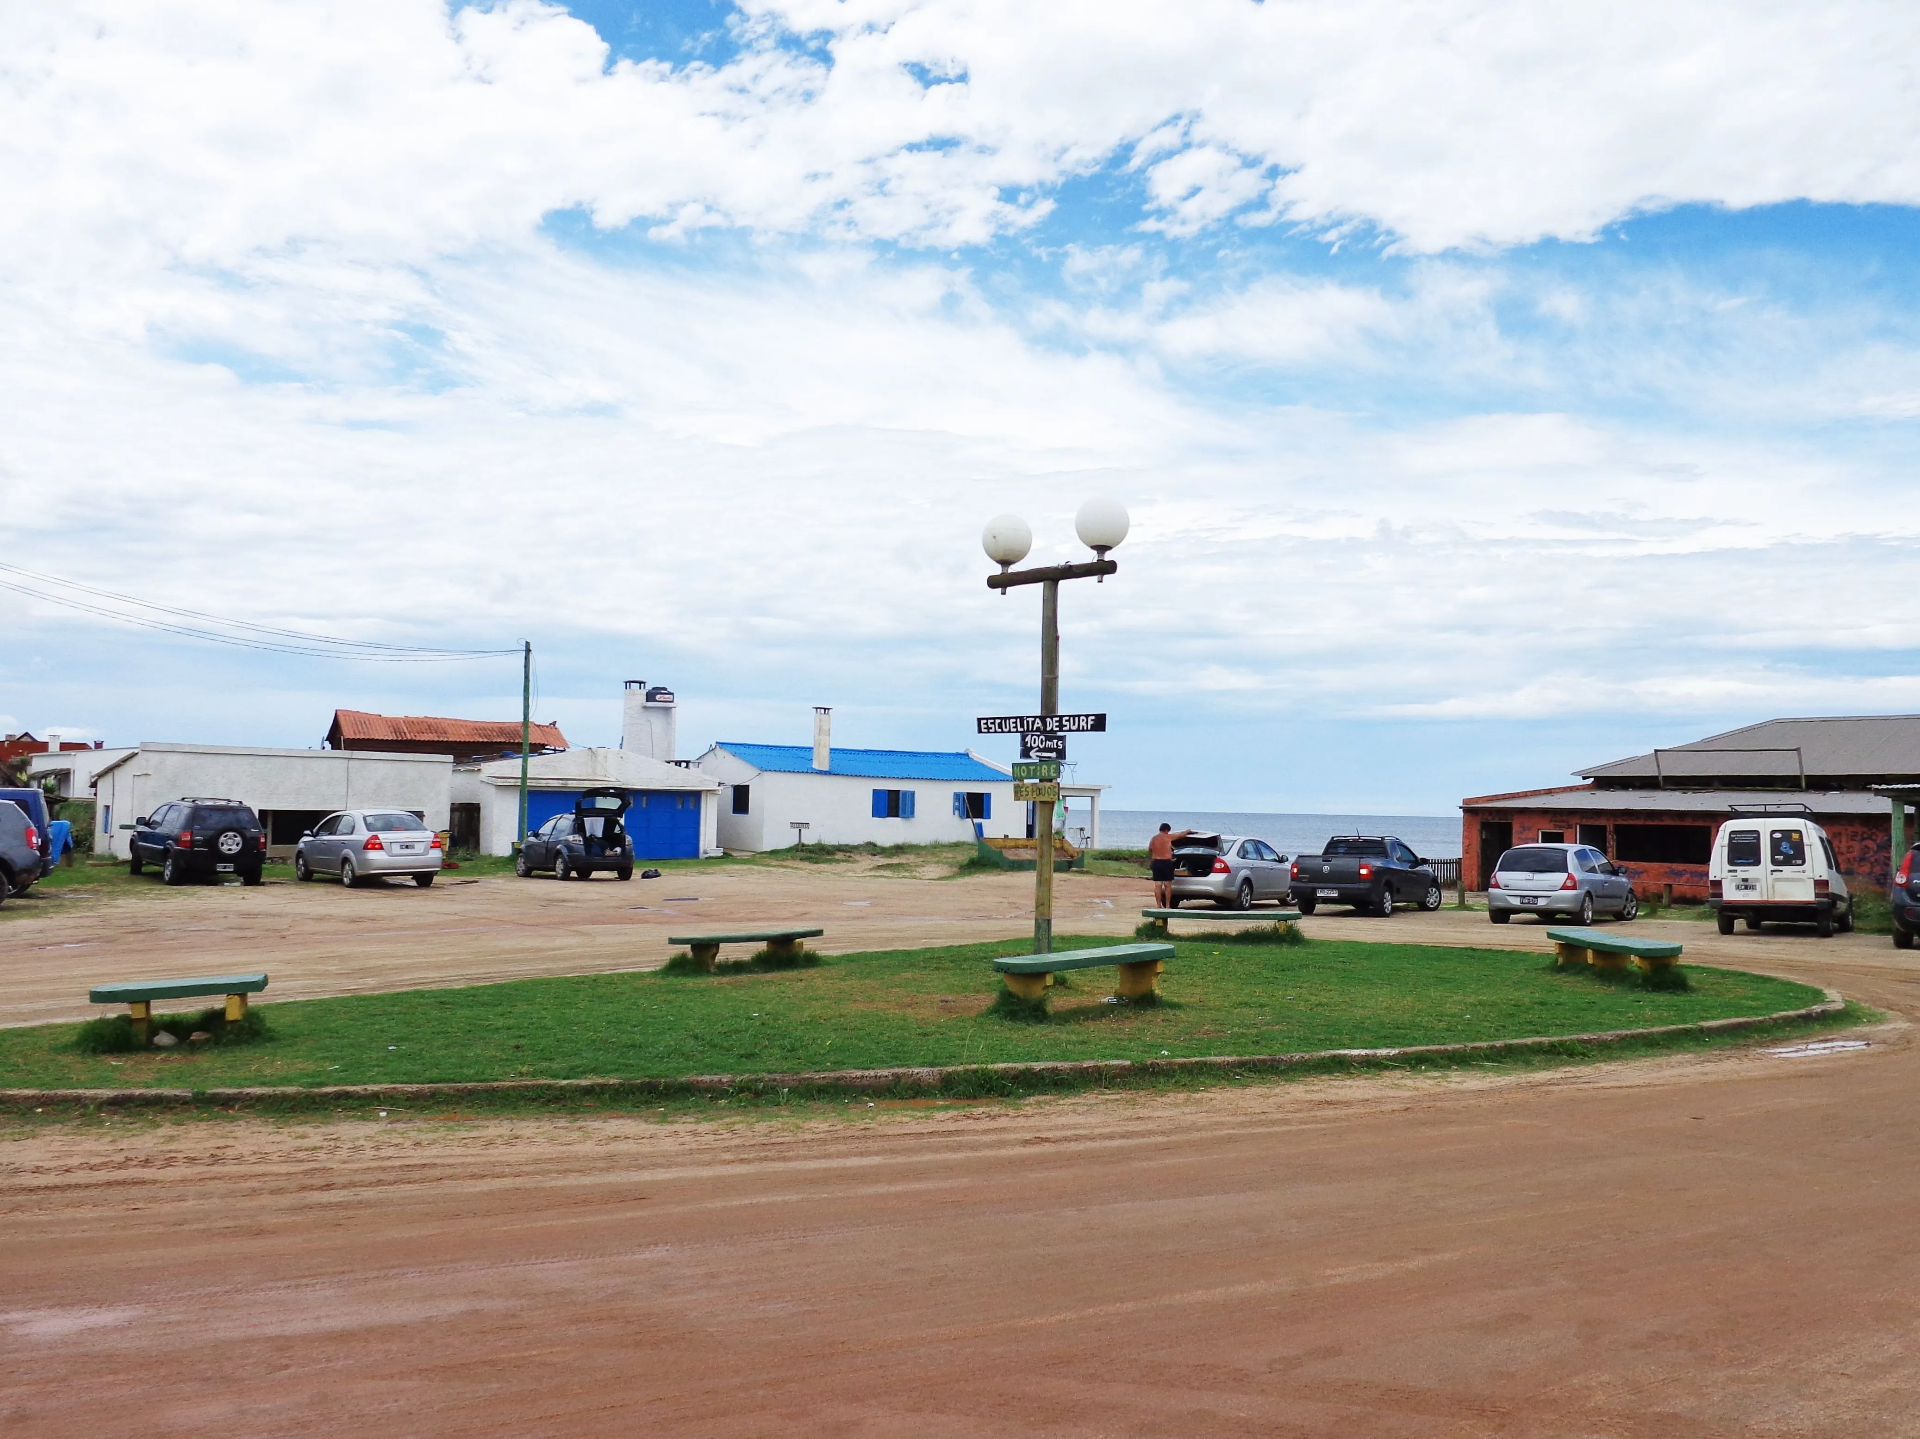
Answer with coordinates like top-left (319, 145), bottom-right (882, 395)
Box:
top-left (1020, 733), bottom-right (1067, 761)
top-left (977, 713), bottom-right (1106, 735)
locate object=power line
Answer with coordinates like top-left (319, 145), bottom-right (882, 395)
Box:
top-left (0, 562), bottom-right (520, 662)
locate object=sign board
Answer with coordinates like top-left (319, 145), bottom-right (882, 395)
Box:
top-left (977, 713), bottom-right (1106, 735)
top-left (1020, 733), bottom-right (1067, 761)
top-left (1012, 760), bottom-right (1062, 781)
top-left (1014, 781), bottom-right (1060, 803)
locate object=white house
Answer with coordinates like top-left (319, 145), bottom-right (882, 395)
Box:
top-left (451, 747), bottom-right (720, 858)
top-left (92, 743), bottom-right (452, 858)
top-left (28, 745), bottom-right (135, 801)
top-left (692, 710), bottom-right (1025, 851)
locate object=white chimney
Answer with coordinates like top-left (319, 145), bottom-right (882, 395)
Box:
top-left (621, 680), bottom-right (677, 761)
top-left (812, 707), bottom-right (831, 771)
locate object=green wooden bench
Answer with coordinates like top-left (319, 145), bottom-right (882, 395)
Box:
top-left (1545, 927), bottom-right (1683, 977)
top-left (667, 929), bottom-right (824, 973)
top-left (89, 973), bottom-right (269, 1039)
top-left (1141, 907), bottom-right (1302, 936)
top-left (993, 942), bottom-right (1177, 1001)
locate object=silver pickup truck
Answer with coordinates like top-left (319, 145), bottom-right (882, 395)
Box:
top-left (1288, 835), bottom-right (1442, 917)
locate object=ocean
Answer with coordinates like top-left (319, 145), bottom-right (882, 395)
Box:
top-left (1093, 810), bottom-right (1461, 860)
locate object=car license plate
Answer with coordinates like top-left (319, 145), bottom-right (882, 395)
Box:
top-left (216, 863), bottom-right (235, 872)
top-left (1315, 888), bottom-right (1338, 898)
top-left (1517, 896), bottom-right (1537, 905)
top-left (1735, 880), bottom-right (1757, 891)
top-left (395, 844), bottom-right (420, 854)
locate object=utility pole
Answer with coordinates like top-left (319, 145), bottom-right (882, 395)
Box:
top-left (518, 640), bottom-right (531, 849)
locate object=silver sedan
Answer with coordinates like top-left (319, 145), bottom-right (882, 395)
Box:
top-left (295, 809), bottom-right (444, 888)
top-left (1169, 833), bottom-right (1293, 909)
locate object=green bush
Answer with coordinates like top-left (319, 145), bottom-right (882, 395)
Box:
top-left (1133, 919), bottom-right (1305, 945)
top-left (659, 947), bottom-right (825, 977)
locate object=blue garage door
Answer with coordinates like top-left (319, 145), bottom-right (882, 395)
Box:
top-left (521, 789), bottom-right (701, 860)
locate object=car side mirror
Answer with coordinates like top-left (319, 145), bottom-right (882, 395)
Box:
top-left (301, 830), bottom-right (314, 839)
top-left (135, 816), bottom-right (148, 826)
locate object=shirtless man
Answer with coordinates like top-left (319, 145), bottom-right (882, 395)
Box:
top-left (1147, 823), bottom-right (1196, 909)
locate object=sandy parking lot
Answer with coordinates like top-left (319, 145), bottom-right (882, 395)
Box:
top-left (5, 871), bottom-right (1919, 1435)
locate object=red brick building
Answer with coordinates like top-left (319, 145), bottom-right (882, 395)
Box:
top-left (1462, 715), bottom-right (1920, 901)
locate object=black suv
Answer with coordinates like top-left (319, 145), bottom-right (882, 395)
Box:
top-left (1894, 842), bottom-right (1920, 949)
top-left (129, 798), bottom-right (266, 886)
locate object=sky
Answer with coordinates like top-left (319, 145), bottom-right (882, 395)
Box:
top-left (4, 0), bottom-right (1920, 815)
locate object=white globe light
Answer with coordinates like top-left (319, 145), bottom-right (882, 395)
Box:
top-left (981, 514), bottom-right (1033, 568)
top-left (1075, 497), bottom-right (1130, 555)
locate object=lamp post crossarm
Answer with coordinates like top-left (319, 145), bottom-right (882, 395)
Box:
top-left (986, 559), bottom-right (1117, 590)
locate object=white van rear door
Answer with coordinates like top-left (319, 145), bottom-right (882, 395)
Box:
top-left (1768, 826), bottom-right (1815, 902)
top-left (1724, 828), bottom-right (1764, 900)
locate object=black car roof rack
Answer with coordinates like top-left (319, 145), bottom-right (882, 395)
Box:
top-left (1727, 802), bottom-right (1814, 815)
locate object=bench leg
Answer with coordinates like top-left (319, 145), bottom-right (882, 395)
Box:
top-left (1002, 973), bottom-right (1051, 1001)
top-left (691, 943), bottom-right (721, 973)
top-left (765, 936), bottom-right (799, 963)
top-left (1587, 947), bottom-right (1628, 973)
top-left (225, 993), bottom-right (248, 1022)
top-left (129, 1000), bottom-right (151, 1043)
top-left (1633, 955), bottom-right (1678, 979)
top-left (1115, 960), bottom-right (1164, 999)
top-left (1553, 941), bottom-right (1583, 969)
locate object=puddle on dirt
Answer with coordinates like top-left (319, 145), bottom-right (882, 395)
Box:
top-left (1767, 1039), bottom-right (1871, 1057)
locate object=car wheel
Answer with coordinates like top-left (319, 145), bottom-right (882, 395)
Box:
top-left (1295, 898), bottom-right (1316, 916)
top-left (555, 853), bottom-right (571, 881)
top-left (242, 869), bottom-right (263, 887)
top-left (1895, 925), bottom-right (1915, 951)
top-left (1375, 886), bottom-right (1394, 917)
top-left (414, 873), bottom-right (434, 888)
top-left (341, 857), bottom-right (360, 888)
top-left (1618, 890), bottom-right (1638, 922)
top-left (617, 866), bottom-right (633, 881)
top-left (1839, 904), bottom-right (1855, 934)
top-left (1817, 907), bottom-right (1834, 938)
top-left (1236, 879), bottom-right (1254, 911)
top-left (128, 850), bottom-right (143, 875)
top-left (514, 849), bottom-right (531, 878)
top-left (1421, 883), bottom-right (1443, 912)
top-left (1489, 909), bottom-right (1510, 924)
top-left (1744, 914), bottom-right (1762, 931)
top-left (162, 851), bottom-right (186, 887)
top-left (1717, 910), bottom-right (1735, 935)
top-left (1576, 893), bottom-right (1594, 926)
top-left (295, 852), bottom-right (312, 882)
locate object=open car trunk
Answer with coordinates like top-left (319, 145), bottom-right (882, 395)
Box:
top-left (574, 787), bottom-right (630, 859)
top-left (1172, 833), bottom-right (1223, 877)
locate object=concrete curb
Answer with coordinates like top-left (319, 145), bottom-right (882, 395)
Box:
top-left (0, 990), bottom-right (1848, 1112)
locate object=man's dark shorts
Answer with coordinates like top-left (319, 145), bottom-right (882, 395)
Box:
top-left (1150, 858), bottom-right (1176, 882)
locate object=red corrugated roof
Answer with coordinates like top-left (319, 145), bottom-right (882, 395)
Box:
top-left (329, 709), bottom-right (567, 749)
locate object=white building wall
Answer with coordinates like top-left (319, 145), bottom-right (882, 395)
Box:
top-left (695, 747), bottom-right (1022, 852)
top-left (93, 745), bottom-right (451, 858)
top-left (453, 751), bottom-right (721, 857)
top-left (27, 747), bottom-right (135, 801)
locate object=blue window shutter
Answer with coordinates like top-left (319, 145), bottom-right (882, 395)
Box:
top-left (982, 792), bottom-right (991, 820)
top-left (901, 790), bottom-right (915, 819)
top-left (872, 789), bottom-right (886, 818)
top-left (953, 792), bottom-right (965, 818)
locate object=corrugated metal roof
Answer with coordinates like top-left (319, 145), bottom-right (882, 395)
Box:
top-left (715, 743), bottom-right (1010, 782)
top-left (1468, 787), bottom-right (1891, 816)
top-left (1582, 715), bottom-right (1920, 782)
top-left (330, 709), bottom-right (566, 750)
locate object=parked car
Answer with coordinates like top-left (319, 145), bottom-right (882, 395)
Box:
top-left (1708, 812), bottom-right (1852, 937)
top-left (0, 799), bottom-right (40, 906)
top-left (1892, 842), bottom-right (1920, 949)
top-left (1166, 833), bottom-right (1292, 909)
top-left (0, 786), bottom-right (52, 891)
top-left (1486, 843), bottom-right (1637, 925)
top-left (515, 788), bottom-right (635, 881)
top-left (295, 809), bottom-right (443, 887)
top-left (1289, 835), bottom-right (1441, 916)
top-left (127, 798), bottom-right (266, 886)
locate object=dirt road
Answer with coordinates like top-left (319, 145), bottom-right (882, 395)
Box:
top-left (6, 879), bottom-right (1920, 1434)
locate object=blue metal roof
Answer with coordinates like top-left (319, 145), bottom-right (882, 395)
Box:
top-left (716, 743), bottom-right (1009, 782)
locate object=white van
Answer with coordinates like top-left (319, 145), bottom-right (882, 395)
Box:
top-left (1708, 808), bottom-right (1853, 938)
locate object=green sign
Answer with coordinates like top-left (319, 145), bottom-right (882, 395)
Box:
top-left (1014, 781), bottom-right (1060, 803)
top-left (1012, 760), bottom-right (1062, 781)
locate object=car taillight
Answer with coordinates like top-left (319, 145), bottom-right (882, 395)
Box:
top-left (1560, 873), bottom-right (1578, 890)
top-left (1289, 862), bottom-right (1299, 878)
top-left (363, 834), bottom-right (385, 851)
top-left (1488, 873), bottom-right (1500, 888)
top-left (430, 834), bottom-right (444, 850)
top-left (1898, 857), bottom-right (1914, 888)
top-left (1211, 857), bottom-right (1230, 874)
top-left (24, 825), bottom-right (37, 850)
top-left (1815, 878), bottom-right (1830, 896)
top-left (257, 834), bottom-right (267, 851)
top-left (179, 830), bottom-right (194, 847)
top-left (1358, 863), bottom-right (1372, 878)
top-left (1709, 879), bottom-right (1723, 897)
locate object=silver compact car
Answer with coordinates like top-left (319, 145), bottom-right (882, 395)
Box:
top-left (295, 809), bottom-right (443, 888)
top-left (1487, 843), bottom-right (1636, 925)
top-left (1168, 833), bottom-right (1293, 909)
